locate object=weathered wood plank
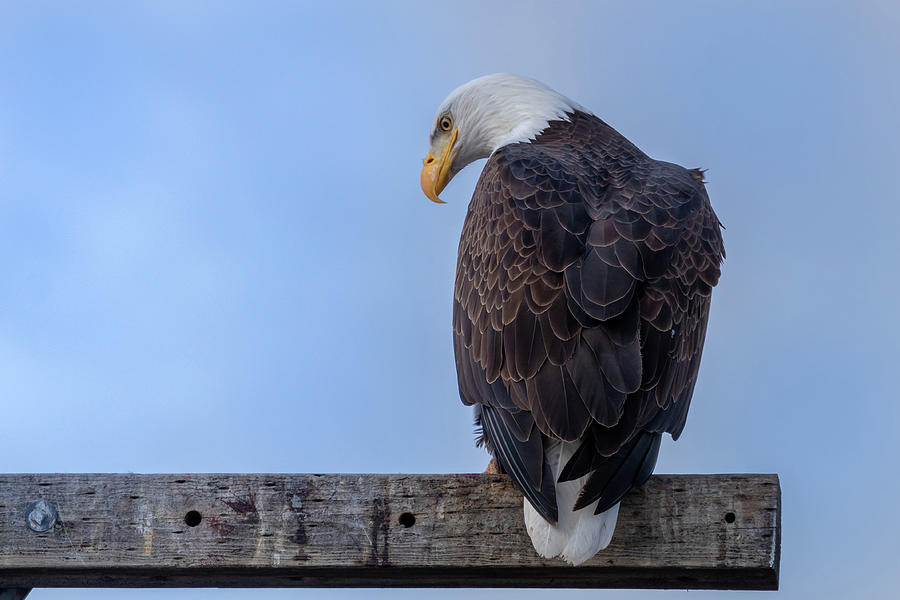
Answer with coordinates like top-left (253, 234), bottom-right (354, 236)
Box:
top-left (0, 473), bottom-right (780, 590)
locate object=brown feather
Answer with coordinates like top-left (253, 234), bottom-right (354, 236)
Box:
top-left (451, 110), bottom-right (724, 525)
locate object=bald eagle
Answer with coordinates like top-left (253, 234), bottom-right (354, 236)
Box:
top-left (421, 74), bottom-right (724, 565)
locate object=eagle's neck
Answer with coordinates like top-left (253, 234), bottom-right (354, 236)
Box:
top-left (445, 75), bottom-right (585, 168)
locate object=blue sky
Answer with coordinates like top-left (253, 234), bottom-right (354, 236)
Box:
top-left (1, 1), bottom-right (899, 598)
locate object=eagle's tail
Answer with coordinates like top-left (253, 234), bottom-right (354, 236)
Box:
top-left (523, 439), bottom-right (620, 565)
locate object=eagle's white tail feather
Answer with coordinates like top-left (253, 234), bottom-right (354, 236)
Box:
top-left (523, 439), bottom-right (620, 566)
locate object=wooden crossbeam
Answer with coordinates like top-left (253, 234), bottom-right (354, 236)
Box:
top-left (0, 473), bottom-right (780, 590)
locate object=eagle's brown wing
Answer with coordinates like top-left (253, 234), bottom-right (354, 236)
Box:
top-left (452, 112), bottom-right (724, 522)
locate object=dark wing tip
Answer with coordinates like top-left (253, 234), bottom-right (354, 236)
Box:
top-left (557, 438), bottom-right (593, 483)
top-left (570, 430), bottom-right (662, 513)
top-left (480, 405), bottom-right (559, 523)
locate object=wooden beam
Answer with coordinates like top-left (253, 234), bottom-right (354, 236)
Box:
top-left (0, 473), bottom-right (779, 590)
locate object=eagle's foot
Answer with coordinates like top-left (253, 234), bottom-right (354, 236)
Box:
top-left (484, 458), bottom-right (503, 474)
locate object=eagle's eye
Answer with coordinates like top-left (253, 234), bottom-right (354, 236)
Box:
top-left (439, 115), bottom-right (453, 132)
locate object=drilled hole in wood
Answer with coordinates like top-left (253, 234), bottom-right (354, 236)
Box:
top-left (184, 510), bottom-right (202, 527)
top-left (724, 512), bottom-right (736, 524)
top-left (398, 512), bottom-right (416, 528)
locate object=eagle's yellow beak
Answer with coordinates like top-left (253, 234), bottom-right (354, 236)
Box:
top-left (420, 128), bottom-right (458, 204)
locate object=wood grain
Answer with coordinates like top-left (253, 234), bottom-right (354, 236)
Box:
top-left (0, 473), bottom-right (780, 590)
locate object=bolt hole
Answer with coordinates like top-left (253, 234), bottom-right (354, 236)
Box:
top-left (724, 512), bottom-right (736, 524)
top-left (398, 512), bottom-right (416, 528)
top-left (184, 510), bottom-right (202, 527)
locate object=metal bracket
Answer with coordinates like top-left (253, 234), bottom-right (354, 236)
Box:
top-left (3, 499), bottom-right (60, 599)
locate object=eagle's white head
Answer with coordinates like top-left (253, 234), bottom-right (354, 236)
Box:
top-left (421, 74), bottom-right (579, 203)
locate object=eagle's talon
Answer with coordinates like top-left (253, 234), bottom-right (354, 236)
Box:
top-left (484, 458), bottom-right (503, 474)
